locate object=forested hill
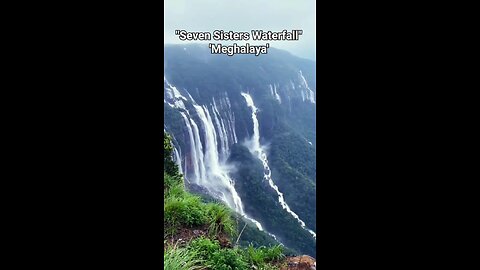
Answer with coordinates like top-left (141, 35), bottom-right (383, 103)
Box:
top-left (164, 44), bottom-right (316, 257)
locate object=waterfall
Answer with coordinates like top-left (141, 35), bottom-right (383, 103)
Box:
top-left (164, 76), bottom-right (188, 109)
top-left (164, 77), bottom-right (278, 237)
top-left (212, 98), bottom-right (229, 160)
top-left (274, 84), bottom-right (281, 104)
top-left (173, 146), bottom-right (183, 175)
top-left (269, 84), bottom-right (281, 103)
top-left (192, 100), bottom-right (271, 234)
top-left (224, 96), bottom-right (238, 143)
top-left (240, 93), bottom-right (261, 151)
top-left (299, 71), bottom-right (316, 104)
top-left (189, 116), bottom-right (207, 184)
top-left (191, 103), bottom-right (247, 214)
top-left (179, 112), bottom-right (199, 182)
top-left (241, 92), bottom-right (317, 239)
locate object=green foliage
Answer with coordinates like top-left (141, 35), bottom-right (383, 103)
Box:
top-left (208, 248), bottom-right (248, 270)
top-left (164, 171), bottom-right (184, 192)
top-left (164, 193), bottom-right (207, 232)
top-left (164, 132), bottom-right (182, 177)
top-left (165, 182), bottom-right (186, 199)
top-left (205, 203), bottom-right (236, 237)
top-left (262, 245), bottom-right (285, 262)
top-left (269, 131), bottom-right (316, 231)
top-left (164, 244), bottom-right (204, 270)
top-left (242, 244), bottom-right (285, 268)
top-left (258, 264), bottom-right (280, 270)
top-left (232, 213), bottom-right (278, 248)
top-left (164, 132), bottom-right (173, 156)
top-left (163, 179), bottom-right (237, 239)
top-left (245, 244), bottom-right (264, 266)
top-left (228, 144), bottom-right (316, 257)
top-left (188, 237), bottom-right (221, 261)
top-left (270, 131), bottom-right (316, 181)
top-left (188, 237), bottom-right (256, 270)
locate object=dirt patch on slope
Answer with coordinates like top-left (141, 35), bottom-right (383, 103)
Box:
top-left (164, 225), bottom-right (232, 249)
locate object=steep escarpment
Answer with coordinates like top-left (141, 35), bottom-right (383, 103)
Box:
top-left (164, 44), bottom-right (316, 257)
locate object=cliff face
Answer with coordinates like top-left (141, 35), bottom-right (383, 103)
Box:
top-left (164, 44), bottom-right (316, 257)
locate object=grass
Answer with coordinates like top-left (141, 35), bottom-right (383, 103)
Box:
top-left (188, 237), bottom-right (221, 261)
top-left (163, 171), bottom-right (287, 269)
top-left (205, 203), bottom-right (236, 238)
top-left (164, 193), bottom-right (207, 229)
top-left (164, 169), bottom-right (236, 239)
top-left (186, 237), bottom-right (285, 270)
top-left (243, 244), bottom-right (285, 268)
top-left (164, 242), bottom-right (205, 270)
top-left (208, 248), bottom-right (249, 270)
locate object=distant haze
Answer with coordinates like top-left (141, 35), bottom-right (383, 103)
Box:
top-left (164, 0), bottom-right (316, 61)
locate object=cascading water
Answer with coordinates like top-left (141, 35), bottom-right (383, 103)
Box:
top-left (179, 112), bottom-right (200, 182)
top-left (221, 95), bottom-right (238, 144)
top-left (191, 102), bottom-right (245, 213)
top-left (269, 84), bottom-right (282, 103)
top-left (241, 92), bottom-right (317, 239)
top-left (173, 146), bottom-right (182, 174)
top-left (164, 77), bottom-right (272, 235)
top-left (164, 76), bottom-right (188, 109)
top-left (212, 98), bottom-right (229, 160)
top-left (299, 71), bottom-right (316, 104)
top-left (188, 114), bottom-right (208, 185)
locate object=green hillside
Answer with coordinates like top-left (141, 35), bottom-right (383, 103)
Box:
top-left (164, 132), bottom-right (295, 270)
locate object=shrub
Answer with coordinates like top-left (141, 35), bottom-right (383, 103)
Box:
top-left (165, 181), bottom-right (186, 199)
top-left (164, 132), bottom-right (182, 177)
top-left (188, 237), bottom-right (221, 261)
top-left (245, 244), bottom-right (265, 267)
top-left (205, 203), bottom-right (236, 237)
top-left (262, 245), bottom-right (285, 262)
top-left (242, 244), bottom-right (285, 268)
top-left (209, 248), bottom-right (248, 270)
top-left (164, 171), bottom-right (183, 191)
top-left (164, 194), bottom-right (207, 230)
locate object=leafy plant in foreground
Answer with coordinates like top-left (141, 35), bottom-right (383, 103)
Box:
top-left (164, 243), bottom-right (204, 270)
top-left (209, 248), bottom-right (248, 270)
top-left (205, 203), bottom-right (236, 238)
top-left (243, 244), bottom-right (284, 268)
top-left (188, 237), bottom-right (221, 261)
top-left (164, 132), bottom-right (182, 178)
top-left (164, 193), bottom-right (207, 231)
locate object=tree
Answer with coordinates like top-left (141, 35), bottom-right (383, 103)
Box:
top-left (164, 132), bottom-right (181, 177)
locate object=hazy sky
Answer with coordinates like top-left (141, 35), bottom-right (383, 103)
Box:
top-left (164, 0), bottom-right (316, 60)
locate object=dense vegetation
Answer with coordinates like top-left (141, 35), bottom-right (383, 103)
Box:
top-left (228, 144), bottom-right (316, 257)
top-left (164, 133), bottom-right (290, 269)
top-left (269, 132), bottom-right (316, 231)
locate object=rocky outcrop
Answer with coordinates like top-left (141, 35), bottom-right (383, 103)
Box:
top-left (282, 255), bottom-right (316, 270)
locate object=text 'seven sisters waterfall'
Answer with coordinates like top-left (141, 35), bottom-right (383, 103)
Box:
top-left (241, 92), bottom-right (317, 239)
